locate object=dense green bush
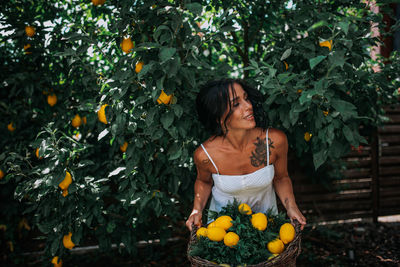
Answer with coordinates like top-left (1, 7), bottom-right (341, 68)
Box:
top-left (1, 0), bottom-right (398, 264)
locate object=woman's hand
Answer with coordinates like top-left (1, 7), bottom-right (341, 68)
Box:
top-left (186, 209), bottom-right (203, 231)
top-left (287, 205), bottom-right (306, 230)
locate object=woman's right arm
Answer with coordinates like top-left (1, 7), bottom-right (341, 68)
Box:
top-left (185, 147), bottom-right (213, 231)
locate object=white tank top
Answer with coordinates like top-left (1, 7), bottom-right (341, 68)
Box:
top-left (201, 129), bottom-right (278, 223)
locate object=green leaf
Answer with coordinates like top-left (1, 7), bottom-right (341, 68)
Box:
top-left (277, 73), bottom-right (297, 84)
top-left (159, 47), bottom-right (176, 62)
top-left (151, 128), bottom-right (164, 140)
top-left (138, 62), bottom-right (154, 80)
top-left (329, 50), bottom-right (346, 68)
top-left (50, 238), bottom-right (60, 256)
top-left (172, 104), bottom-right (183, 118)
top-left (168, 143), bottom-right (182, 160)
top-left (186, 3), bottom-right (203, 15)
top-left (309, 56), bottom-right (327, 70)
top-left (307, 20), bottom-right (330, 31)
top-left (280, 48), bottom-right (292, 61)
top-left (331, 99), bottom-right (357, 121)
top-left (342, 125), bottom-right (355, 144)
top-left (106, 222), bottom-right (116, 233)
top-left (338, 21), bottom-right (349, 35)
top-left (299, 89), bottom-right (317, 105)
top-left (160, 112), bottom-right (174, 129)
top-left (313, 149), bottom-right (328, 170)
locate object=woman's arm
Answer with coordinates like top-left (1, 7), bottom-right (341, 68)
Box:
top-left (185, 147), bottom-right (214, 231)
top-left (272, 129), bottom-right (306, 230)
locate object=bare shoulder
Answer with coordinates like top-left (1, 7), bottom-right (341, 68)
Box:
top-left (268, 128), bottom-right (288, 147)
top-left (193, 144), bottom-right (213, 168)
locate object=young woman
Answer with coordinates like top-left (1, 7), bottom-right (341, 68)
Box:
top-left (185, 79), bottom-right (306, 231)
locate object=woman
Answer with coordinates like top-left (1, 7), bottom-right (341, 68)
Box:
top-left (185, 79), bottom-right (306, 231)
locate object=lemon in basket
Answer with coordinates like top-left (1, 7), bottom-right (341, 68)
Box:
top-left (238, 203), bottom-right (252, 215)
top-left (251, 213), bottom-right (268, 231)
top-left (267, 238), bottom-right (284, 254)
top-left (207, 221), bottom-right (217, 229)
top-left (223, 232), bottom-right (239, 247)
top-left (207, 227), bottom-right (226, 241)
top-left (215, 215), bottom-right (233, 231)
top-left (279, 223), bottom-right (295, 244)
top-left (196, 227), bottom-right (208, 238)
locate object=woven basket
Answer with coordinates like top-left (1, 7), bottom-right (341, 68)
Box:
top-left (187, 220), bottom-right (302, 267)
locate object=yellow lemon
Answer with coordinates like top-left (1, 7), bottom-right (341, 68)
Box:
top-left (62, 189), bottom-right (68, 197)
top-left (35, 148), bottom-right (43, 159)
top-left (24, 44), bottom-right (32, 54)
top-left (196, 227), bottom-right (208, 238)
top-left (207, 221), bottom-right (217, 229)
top-left (63, 232), bottom-right (75, 249)
top-left (223, 232), bottom-right (239, 247)
top-left (121, 38), bottom-right (134, 53)
top-left (59, 171), bottom-right (72, 190)
top-left (251, 213), bottom-right (268, 231)
top-left (215, 215), bottom-right (233, 231)
top-left (279, 223), bottom-right (295, 244)
top-left (267, 239), bottom-right (284, 254)
top-left (323, 110), bottom-right (329, 116)
top-left (238, 203), bottom-right (252, 215)
top-left (120, 142), bottom-right (128, 152)
top-left (51, 256), bottom-right (62, 267)
top-left (98, 104), bottom-right (108, 124)
top-left (0, 170), bottom-right (4, 179)
top-left (304, 132), bottom-right (312, 142)
top-left (297, 89), bottom-right (302, 94)
top-left (157, 90), bottom-right (172, 105)
top-left (319, 40), bottom-right (333, 51)
top-left (135, 61), bottom-right (144, 73)
top-left (47, 94), bottom-right (57, 107)
top-left (71, 114), bottom-right (82, 128)
top-left (207, 227), bottom-right (226, 242)
top-left (92, 0), bottom-right (106, 5)
top-left (284, 61), bottom-right (289, 70)
top-left (82, 116), bottom-right (87, 125)
top-left (25, 25), bottom-right (35, 37)
top-left (7, 122), bottom-right (16, 132)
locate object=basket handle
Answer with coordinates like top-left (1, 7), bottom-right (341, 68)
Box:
top-left (292, 219), bottom-right (302, 233)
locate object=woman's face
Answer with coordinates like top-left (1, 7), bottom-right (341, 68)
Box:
top-left (220, 83), bottom-right (255, 132)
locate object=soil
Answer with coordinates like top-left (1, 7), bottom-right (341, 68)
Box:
top-left (2, 221), bottom-right (400, 266)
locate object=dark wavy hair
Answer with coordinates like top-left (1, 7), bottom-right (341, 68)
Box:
top-left (196, 78), bottom-right (267, 137)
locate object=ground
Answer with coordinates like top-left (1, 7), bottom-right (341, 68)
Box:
top-left (2, 221), bottom-right (399, 266)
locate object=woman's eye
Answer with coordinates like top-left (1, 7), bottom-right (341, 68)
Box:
top-left (233, 102), bottom-right (239, 107)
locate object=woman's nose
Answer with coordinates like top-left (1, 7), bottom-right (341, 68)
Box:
top-left (244, 100), bottom-right (253, 110)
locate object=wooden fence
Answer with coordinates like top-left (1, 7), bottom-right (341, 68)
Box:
top-left (289, 104), bottom-right (400, 223)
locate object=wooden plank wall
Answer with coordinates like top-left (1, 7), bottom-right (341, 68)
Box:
top-left (289, 104), bottom-right (400, 223)
top-left (378, 106), bottom-right (400, 217)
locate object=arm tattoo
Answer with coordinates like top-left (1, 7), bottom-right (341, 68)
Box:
top-left (250, 137), bottom-right (268, 167)
top-left (202, 159), bottom-right (210, 165)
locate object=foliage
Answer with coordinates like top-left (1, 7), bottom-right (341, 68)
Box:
top-left (0, 0), bottom-right (398, 263)
top-left (190, 201), bottom-right (289, 265)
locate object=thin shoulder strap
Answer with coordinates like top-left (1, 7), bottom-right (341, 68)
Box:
top-left (266, 128), bottom-right (270, 166)
top-left (200, 144), bottom-right (220, 175)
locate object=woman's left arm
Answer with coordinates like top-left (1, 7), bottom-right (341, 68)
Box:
top-left (272, 129), bottom-right (306, 230)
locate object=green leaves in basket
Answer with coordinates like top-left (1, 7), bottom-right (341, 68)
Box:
top-left (190, 201), bottom-right (291, 265)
